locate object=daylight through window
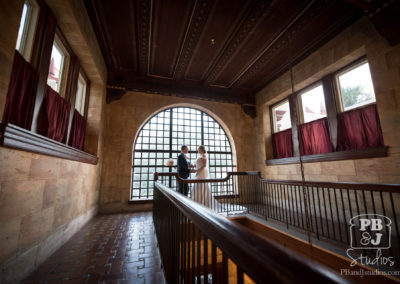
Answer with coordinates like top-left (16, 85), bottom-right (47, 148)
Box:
top-left (132, 107), bottom-right (235, 200)
top-left (272, 100), bottom-right (291, 133)
top-left (337, 62), bottom-right (376, 111)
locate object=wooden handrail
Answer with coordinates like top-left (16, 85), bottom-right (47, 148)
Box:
top-left (155, 171), bottom-right (400, 193)
top-left (154, 182), bottom-right (352, 284)
top-left (154, 171), bottom-right (250, 183)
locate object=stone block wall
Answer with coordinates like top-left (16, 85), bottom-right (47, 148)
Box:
top-left (100, 92), bottom-right (256, 213)
top-left (0, 0), bottom-right (106, 282)
top-left (255, 17), bottom-right (400, 184)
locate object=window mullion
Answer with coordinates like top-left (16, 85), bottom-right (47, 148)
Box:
top-left (322, 74), bottom-right (338, 150)
top-left (289, 94), bottom-right (300, 157)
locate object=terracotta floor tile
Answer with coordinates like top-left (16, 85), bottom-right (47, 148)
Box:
top-left (23, 212), bottom-right (165, 284)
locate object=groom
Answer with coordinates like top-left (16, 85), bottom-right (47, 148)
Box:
top-left (177, 145), bottom-right (195, 196)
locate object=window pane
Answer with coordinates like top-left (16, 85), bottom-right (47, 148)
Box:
top-left (16, 3), bottom-right (29, 52)
top-left (132, 107), bottom-right (235, 200)
top-left (75, 73), bottom-right (87, 115)
top-left (337, 62), bottom-right (376, 111)
top-left (272, 100), bottom-right (291, 132)
top-left (300, 85), bottom-right (327, 123)
top-left (47, 42), bottom-right (65, 93)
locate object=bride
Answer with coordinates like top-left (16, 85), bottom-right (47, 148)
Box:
top-left (192, 146), bottom-right (222, 211)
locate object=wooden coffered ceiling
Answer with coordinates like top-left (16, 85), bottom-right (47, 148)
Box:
top-left (84, 0), bottom-right (364, 106)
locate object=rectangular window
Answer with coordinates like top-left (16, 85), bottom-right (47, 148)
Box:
top-left (272, 100), bottom-right (291, 133)
top-left (75, 72), bottom-right (87, 116)
top-left (299, 84), bottom-right (327, 123)
top-left (336, 61), bottom-right (376, 111)
top-left (47, 35), bottom-right (67, 94)
top-left (15, 0), bottom-right (40, 61)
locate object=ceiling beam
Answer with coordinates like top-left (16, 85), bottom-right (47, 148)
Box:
top-left (107, 70), bottom-right (254, 105)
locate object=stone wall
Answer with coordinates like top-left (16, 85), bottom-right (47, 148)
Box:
top-left (100, 92), bottom-right (256, 213)
top-left (0, 0), bottom-right (106, 282)
top-left (255, 17), bottom-right (400, 184)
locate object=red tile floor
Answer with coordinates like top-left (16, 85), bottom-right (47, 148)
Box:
top-left (24, 212), bottom-right (166, 284)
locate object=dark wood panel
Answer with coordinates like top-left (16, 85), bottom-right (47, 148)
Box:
top-left (266, 146), bottom-right (388, 166)
top-left (183, 0), bottom-right (251, 81)
top-left (84, 0), bottom-right (364, 104)
top-left (236, 0), bottom-right (362, 90)
top-left (108, 70), bottom-right (253, 105)
top-left (209, 0), bottom-right (310, 88)
top-left (149, 0), bottom-right (195, 78)
top-left (0, 123), bottom-right (98, 164)
top-left (97, 0), bottom-right (137, 71)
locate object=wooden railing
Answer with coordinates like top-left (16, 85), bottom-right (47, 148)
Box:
top-left (153, 182), bottom-right (351, 283)
top-left (155, 172), bottom-right (400, 259)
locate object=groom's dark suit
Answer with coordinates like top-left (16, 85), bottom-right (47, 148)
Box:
top-left (177, 152), bottom-right (191, 196)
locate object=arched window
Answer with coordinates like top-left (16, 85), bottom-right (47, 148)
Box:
top-left (132, 107), bottom-right (236, 200)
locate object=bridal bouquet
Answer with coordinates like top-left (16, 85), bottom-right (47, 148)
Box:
top-left (165, 158), bottom-right (174, 167)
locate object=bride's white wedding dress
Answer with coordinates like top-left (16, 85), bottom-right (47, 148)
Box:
top-left (192, 154), bottom-right (222, 211)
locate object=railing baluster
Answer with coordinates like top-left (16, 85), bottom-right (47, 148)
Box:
top-left (389, 192), bottom-right (400, 253)
top-left (311, 186), bottom-right (320, 239)
top-left (197, 230), bottom-right (201, 283)
top-left (339, 189), bottom-right (348, 243)
top-left (204, 236), bottom-right (208, 284)
top-left (222, 253), bottom-right (228, 284)
top-left (212, 243), bottom-right (217, 284)
top-left (333, 188), bottom-right (343, 242)
top-left (327, 187), bottom-right (336, 241)
top-left (237, 267), bottom-right (244, 284)
top-left (191, 223), bottom-right (196, 284)
top-left (322, 188), bottom-right (330, 240)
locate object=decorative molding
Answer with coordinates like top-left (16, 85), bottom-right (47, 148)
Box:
top-left (204, 1), bottom-right (268, 86)
top-left (369, 1), bottom-right (400, 46)
top-left (0, 123), bottom-right (98, 164)
top-left (106, 86), bottom-right (126, 104)
top-left (173, 0), bottom-right (214, 80)
top-left (136, 0), bottom-right (152, 74)
top-left (241, 104), bottom-right (257, 119)
top-left (234, 0), bottom-right (328, 88)
top-left (265, 146), bottom-right (388, 166)
top-left (236, 0), bottom-right (362, 90)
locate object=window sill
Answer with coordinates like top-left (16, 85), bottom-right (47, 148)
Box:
top-left (128, 199), bottom-right (153, 205)
top-left (0, 123), bottom-right (98, 164)
top-left (265, 146), bottom-right (388, 166)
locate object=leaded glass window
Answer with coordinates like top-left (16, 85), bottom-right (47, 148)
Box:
top-left (131, 107), bottom-right (236, 200)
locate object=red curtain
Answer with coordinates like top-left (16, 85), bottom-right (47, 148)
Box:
top-left (337, 104), bottom-right (384, 151)
top-left (69, 110), bottom-right (86, 150)
top-left (43, 86), bottom-right (71, 142)
top-left (2, 51), bottom-right (39, 129)
top-left (299, 118), bottom-right (333, 155)
top-left (272, 129), bottom-right (294, 158)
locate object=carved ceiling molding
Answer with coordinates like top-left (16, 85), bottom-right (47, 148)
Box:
top-left (204, 0), bottom-right (269, 86)
top-left (234, 0), bottom-right (328, 88)
top-left (136, 0), bottom-right (152, 74)
top-left (173, 0), bottom-right (214, 80)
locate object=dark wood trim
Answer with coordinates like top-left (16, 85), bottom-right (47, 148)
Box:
top-left (322, 74), bottom-right (338, 149)
top-left (55, 26), bottom-right (74, 57)
top-left (107, 70), bottom-right (253, 105)
top-left (154, 183), bottom-right (351, 284)
top-left (266, 146), bottom-right (388, 166)
top-left (288, 94), bottom-right (300, 157)
top-left (31, 10), bottom-right (56, 133)
top-left (65, 57), bottom-right (80, 145)
top-left (154, 171), bottom-right (251, 183)
top-left (30, 0), bottom-right (47, 69)
top-left (128, 199), bottom-right (153, 205)
top-left (0, 123), bottom-right (98, 164)
top-left (80, 67), bottom-right (91, 121)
